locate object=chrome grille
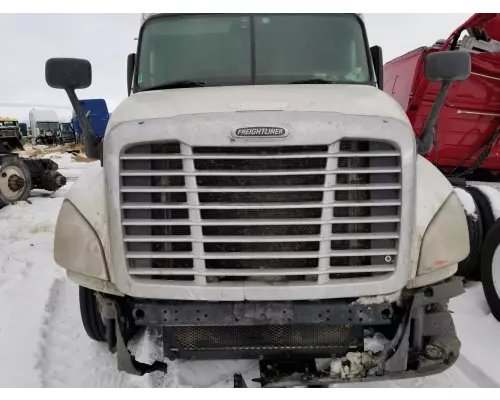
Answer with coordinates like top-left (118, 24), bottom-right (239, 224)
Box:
top-left (120, 140), bottom-right (401, 285)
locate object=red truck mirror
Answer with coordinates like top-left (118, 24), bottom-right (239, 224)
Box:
top-left (424, 51), bottom-right (471, 82)
top-left (419, 51), bottom-right (471, 155)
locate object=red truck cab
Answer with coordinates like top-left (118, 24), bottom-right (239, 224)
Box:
top-left (384, 13), bottom-right (500, 178)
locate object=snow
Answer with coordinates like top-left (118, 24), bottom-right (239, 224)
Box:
top-left (472, 184), bottom-right (500, 221)
top-left (0, 151), bottom-right (499, 387)
top-left (454, 187), bottom-right (478, 220)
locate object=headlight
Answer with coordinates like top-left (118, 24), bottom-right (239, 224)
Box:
top-left (417, 191), bottom-right (470, 275)
top-left (54, 200), bottom-right (109, 280)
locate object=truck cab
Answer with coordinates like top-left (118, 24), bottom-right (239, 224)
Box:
top-left (46, 13), bottom-right (471, 387)
top-left (71, 98), bottom-right (110, 143)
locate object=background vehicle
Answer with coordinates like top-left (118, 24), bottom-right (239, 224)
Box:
top-left (59, 122), bottom-right (76, 144)
top-left (71, 98), bottom-right (109, 144)
top-left (19, 122), bottom-right (28, 137)
top-left (0, 117), bottom-right (24, 151)
top-left (46, 13), bottom-right (470, 387)
top-left (384, 13), bottom-right (500, 307)
top-left (29, 109), bottom-right (59, 145)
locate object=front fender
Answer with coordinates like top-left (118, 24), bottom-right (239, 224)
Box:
top-left (409, 156), bottom-right (469, 287)
top-left (54, 163), bottom-right (114, 283)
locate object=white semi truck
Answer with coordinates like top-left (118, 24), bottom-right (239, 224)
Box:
top-left (28, 109), bottom-right (60, 143)
top-left (45, 14), bottom-right (471, 387)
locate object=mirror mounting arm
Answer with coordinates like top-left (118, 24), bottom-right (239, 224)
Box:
top-left (65, 88), bottom-right (101, 161)
top-left (417, 80), bottom-right (451, 155)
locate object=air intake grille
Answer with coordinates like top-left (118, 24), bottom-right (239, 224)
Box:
top-left (167, 324), bottom-right (362, 351)
top-left (120, 140), bottom-right (401, 285)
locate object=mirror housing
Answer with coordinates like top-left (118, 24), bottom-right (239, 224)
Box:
top-left (370, 46), bottom-right (383, 90)
top-left (45, 58), bottom-right (92, 90)
top-left (127, 53), bottom-right (136, 96)
top-left (418, 51), bottom-right (471, 155)
top-left (424, 51), bottom-right (471, 82)
top-left (45, 58), bottom-right (100, 161)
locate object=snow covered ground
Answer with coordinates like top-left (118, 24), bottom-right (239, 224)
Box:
top-left (0, 151), bottom-right (499, 388)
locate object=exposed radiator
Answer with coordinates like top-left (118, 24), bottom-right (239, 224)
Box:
top-left (119, 140), bottom-right (401, 286)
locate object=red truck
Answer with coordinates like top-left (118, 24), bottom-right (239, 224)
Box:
top-left (384, 13), bottom-right (500, 316)
top-left (384, 13), bottom-right (500, 180)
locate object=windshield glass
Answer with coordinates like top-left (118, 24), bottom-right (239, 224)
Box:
top-left (60, 123), bottom-right (73, 132)
top-left (137, 14), bottom-right (371, 90)
top-left (0, 121), bottom-right (18, 127)
top-left (38, 122), bottom-right (60, 131)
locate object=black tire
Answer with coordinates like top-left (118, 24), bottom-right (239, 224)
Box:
top-left (0, 155), bottom-right (32, 207)
top-left (466, 186), bottom-right (495, 238)
top-left (79, 286), bottom-right (107, 342)
top-left (480, 219), bottom-right (500, 322)
top-left (456, 189), bottom-right (483, 279)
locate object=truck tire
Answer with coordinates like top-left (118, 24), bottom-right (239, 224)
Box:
top-left (79, 286), bottom-right (107, 342)
top-left (466, 186), bottom-right (495, 238)
top-left (480, 219), bottom-right (500, 322)
top-left (0, 155), bottom-right (32, 207)
top-left (456, 195), bottom-right (483, 279)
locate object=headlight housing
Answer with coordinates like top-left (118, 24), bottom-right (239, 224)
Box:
top-left (417, 191), bottom-right (470, 276)
top-left (54, 200), bottom-right (109, 280)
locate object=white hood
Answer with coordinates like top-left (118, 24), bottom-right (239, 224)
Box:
top-left (107, 84), bottom-right (411, 133)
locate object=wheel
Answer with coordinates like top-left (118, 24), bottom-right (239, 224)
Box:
top-left (0, 156), bottom-right (32, 207)
top-left (466, 186), bottom-right (495, 238)
top-left (79, 285), bottom-right (107, 342)
top-left (480, 219), bottom-right (500, 322)
top-left (455, 188), bottom-right (483, 279)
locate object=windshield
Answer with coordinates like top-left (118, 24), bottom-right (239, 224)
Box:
top-left (0, 121), bottom-right (18, 127)
top-left (38, 122), bottom-right (60, 131)
top-left (137, 14), bottom-right (372, 90)
top-left (60, 123), bottom-right (73, 132)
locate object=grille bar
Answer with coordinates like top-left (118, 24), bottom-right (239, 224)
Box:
top-left (121, 151), bottom-right (400, 160)
top-left (120, 140), bottom-right (401, 284)
top-left (120, 167), bottom-right (401, 177)
top-left (124, 232), bottom-right (400, 243)
top-left (122, 216), bottom-right (400, 226)
top-left (318, 143), bottom-right (338, 283)
top-left (129, 265), bottom-right (396, 276)
top-left (121, 200), bottom-right (402, 209)
top-left (181, 143), bottom-right (206, 285)
top-left (126, 248), bottom-right (397, 259)
top-left (121, 183), bottom-right (401, 193)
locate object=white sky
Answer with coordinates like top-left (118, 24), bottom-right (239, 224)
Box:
top-left (0, 13), bottom-right (472, 122)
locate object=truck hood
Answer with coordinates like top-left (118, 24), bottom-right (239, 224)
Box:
top-left (108, 85), bottom-right (411, 132)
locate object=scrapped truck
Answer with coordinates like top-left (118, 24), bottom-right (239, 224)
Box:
top-left (384, 13), bottom-right (500, 321)
top-left (0, 117), bottom-right (24, 151)
top-left (45, 14), bottom-right (471, 387)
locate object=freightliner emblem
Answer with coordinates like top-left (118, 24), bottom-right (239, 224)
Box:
top-left (232, 127), bottom-right (288, 138)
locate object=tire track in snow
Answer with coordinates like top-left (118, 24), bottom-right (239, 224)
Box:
top-left (38, 277), bottom-right (147, 388)
top-left (36, 275), bottom-right (65, 387)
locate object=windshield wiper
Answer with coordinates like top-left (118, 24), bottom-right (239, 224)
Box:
top-left (289, 78), bottom-right (335, 84)
top-left (141, 80), bottom-right (206, 91)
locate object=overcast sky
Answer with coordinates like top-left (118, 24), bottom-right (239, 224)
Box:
top-left (0, 13), bottom-right (472, 122)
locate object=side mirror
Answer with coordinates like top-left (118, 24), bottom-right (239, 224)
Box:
top-left (127, 53), bottom-right (136, 96)
top-left (45, 58), bottom-right (92, 90)
top-left (418, 51), bottom-right (471, 155)
top-left (424, 51), bottom-right (471, 82)
top-left (370, 45), bottom-right (383, 90)
top-left (45, 57), bottom-right (100, 160)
